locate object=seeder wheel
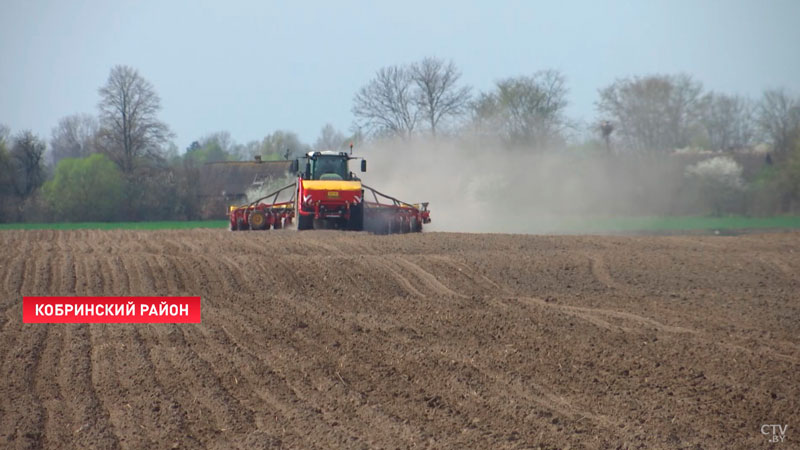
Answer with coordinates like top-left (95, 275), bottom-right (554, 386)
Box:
top-left (249, 211), bottom-right (268, 230)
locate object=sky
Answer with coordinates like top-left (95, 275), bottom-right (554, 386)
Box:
top-left (1, 0), bottom-right (799, 150)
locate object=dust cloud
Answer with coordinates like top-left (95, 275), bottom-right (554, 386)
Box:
top-left (356, 138), bottom-right (687, 234)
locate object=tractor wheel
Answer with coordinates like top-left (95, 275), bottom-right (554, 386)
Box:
top-left (236, 217), bottom-right (245, 231)
top-left (297, 213), bottom-right (313, 230)
top-left (348, 203), bottom-right (364, 231)
top-left (249, 211), bottom-right (268, 230)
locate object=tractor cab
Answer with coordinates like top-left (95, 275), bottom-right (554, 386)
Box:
top-left (292, 151), bottom-right (366, 180)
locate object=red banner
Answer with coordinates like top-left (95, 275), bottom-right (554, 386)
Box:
top-left (23, 296), bottom-right (201, 323)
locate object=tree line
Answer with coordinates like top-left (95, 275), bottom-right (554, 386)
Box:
top-left (353, 61), bottom-right (799, 158)
top-left (1, 59), bottom-right (800, 222)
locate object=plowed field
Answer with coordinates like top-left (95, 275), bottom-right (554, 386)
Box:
top-left (1, 230), bottom-right (798, 449)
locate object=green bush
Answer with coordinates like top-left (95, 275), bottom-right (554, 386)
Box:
top-left (42, 154), bottom-right (124, 221)
top-left (684, 156), bottom-right (745, 216)
top-left (749, 137), bottom-right (800, 214)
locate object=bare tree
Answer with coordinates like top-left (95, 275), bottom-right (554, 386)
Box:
top-left (97, 65), bottom-right (172, 173)
top-left (758, 88), bottom-right (800, 157)
top-left (10, 130), bottom-right (46, 198)
top-left (471, 70), bottom-right (570, 149)
top-left (352, 65), bottom-right (419, 139)
top-left (597, 74), bottom-right (706, 152)
top-left (314, 124), bottom-right (347, 150)
top-left (0, 125), bottom-right (12, 196)
top-left (410, 57), bottom-right (471, 137)
top-left (701, 93), bottom-right (756, 151)
top-left (50, 113), bottom-right (99, 165)
top-left (0, 126), bottom-right (13, 220)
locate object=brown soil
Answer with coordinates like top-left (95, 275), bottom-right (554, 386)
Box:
top-left (1, 230), bottom-right (798, 449)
